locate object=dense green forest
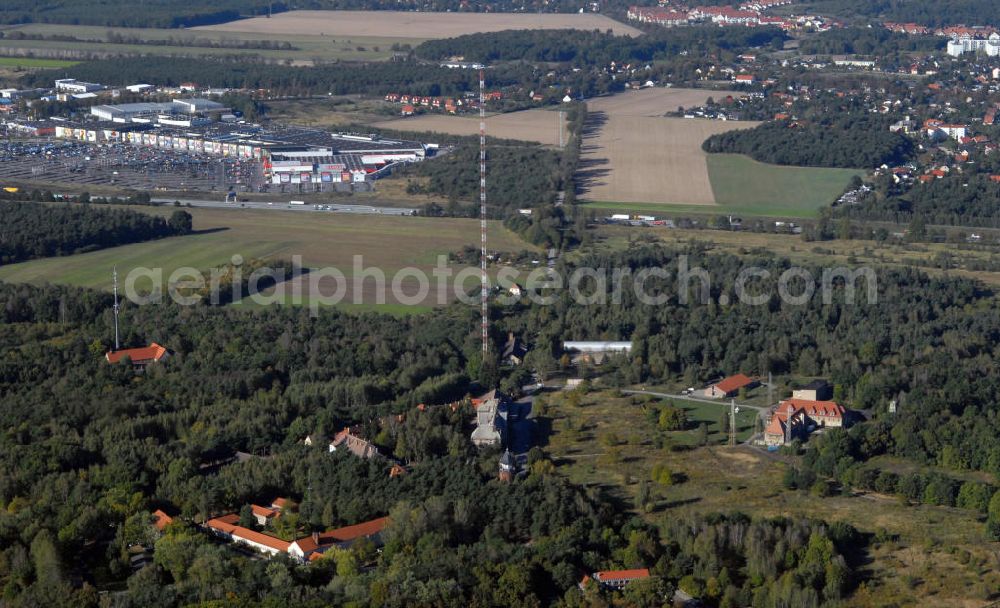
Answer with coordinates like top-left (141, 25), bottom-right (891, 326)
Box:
top-left (702, 116), bottom-right (915, 169)
top-left (806, 0), bottom-right (1000, 28)
top-left (415, 26), bottom-right (787, 65)
top-left (798, 27), bottom-right (944, 56)
top-left (405, 144), bottom-right (565, 211)
top-left (0, 201), bottom-right (191, 264)
top-left (0, 277), bottom-right (865, 607)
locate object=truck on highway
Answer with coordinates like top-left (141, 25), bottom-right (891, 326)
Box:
top-left (289, 200), bottom-right (305, 206)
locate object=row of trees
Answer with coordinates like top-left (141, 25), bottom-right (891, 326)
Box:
top-left (20, 56), bottom-right (536, 98)
top-left (0, 275), bottom-right (870, 607)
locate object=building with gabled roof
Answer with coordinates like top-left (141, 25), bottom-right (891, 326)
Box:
top-left (579, 568), bottom-right (650, 591)
top-left (329, 427), bottom-right (381, 459)
top-left (105, 342), bottom-right (170, 367)
top-left (471, 389), bottom-right (508, 447)
top-left (764, 398), bottom-right (849, 446)
top-left (704, 374), bottom-right (757, 399)
top-left (251, 504), bottom-right (280, 526)
top-left (763, 415), bottom-right (788, 447)
top-left (205, 514), bottom-right (291, 556)
top-left (287, 516), bottom-right (389, 561)
top-left (151, 509), bottom-right (173, 532)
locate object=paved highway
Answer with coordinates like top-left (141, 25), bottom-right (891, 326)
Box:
top-left (151, 197), bottom-right (417, 216)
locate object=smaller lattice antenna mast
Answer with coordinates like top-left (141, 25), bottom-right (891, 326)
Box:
top-left (479, 68), bottom-right (488, 357)
top-left (112, 265), bottom-right (121, 351)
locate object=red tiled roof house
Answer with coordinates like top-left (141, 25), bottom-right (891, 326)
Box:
top-left (106, 342), bottom-right (169, 367)
top-left (579, 568), bottom-right (650, 591)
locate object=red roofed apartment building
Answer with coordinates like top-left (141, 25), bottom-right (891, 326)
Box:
top-left (206, 512), bottom-right (388, 562)
top-left (105, 342), bottom-right (170, 368)
top-left (704, 374), bottom-right (757, 399)
top-left (288, 516), bottom-right (389, 561)
top-left (579, 568), bottom-right (650, 591)
top-left (206, 514), bottom-right (291, 557)
top-left (764, 398), bottom-right (847, 447)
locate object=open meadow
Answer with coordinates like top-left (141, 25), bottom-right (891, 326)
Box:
top-left (589, 224), bottom-right (1000, 287)
top-left (540, 387), bottom-right (1000, 606)
top-left (373, 108), bottom-right (568, 146)
top-left (0, 23), bottom-right (415, 63)
top-left (0, 205), bottom-right (535, 311)
top-left (196, 10), bottom-right (641, 38)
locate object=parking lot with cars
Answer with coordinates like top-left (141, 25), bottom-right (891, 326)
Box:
top-left (0, 139), bottom-right (259, 193)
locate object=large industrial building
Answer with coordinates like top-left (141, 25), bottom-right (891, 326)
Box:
top-left (54, 79), bottom-right (103, 94)
top-left (48, 120), bottom-right (427, 186)
top-left (90, 98), bottom-right (229, 122)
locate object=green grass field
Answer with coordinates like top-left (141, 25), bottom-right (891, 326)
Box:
top-left (0, 205), bottom-right (534, 312)
top-left (582, 154), bottom-right (864, 219)
top-left (0, 24), bottom-right (420, 63)
top-left (706, 153), bottom-right (864, 217)
top-left (0, 56), bottom-right (81, 68)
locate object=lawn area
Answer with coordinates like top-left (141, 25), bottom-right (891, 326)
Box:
top-left (0, 205), bottom-right (535, 311)
top-left (0, 56), bottom-right (80, 68)
top-left (707, 153), bottom-right (865, 218)
top-left (537, 386), bottom-right (1000, 606)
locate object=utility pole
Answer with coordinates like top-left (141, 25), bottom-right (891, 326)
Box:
top-left (729, 399), bottom-right (736, 447)
top-left (112, 266), bottom-right (121, 351)
top-left (558, 110), bottom-right (565, 148)
top-left (767, 371), bottom-right (773, 407)
top-left (479, 69), bottom-right (488, 357)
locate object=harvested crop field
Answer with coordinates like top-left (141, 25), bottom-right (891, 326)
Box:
top-left (372, 109), bottom-right (567, 146)
top-left (579, 117), bottom-right (755, 205)
top-left (196, 10), bottom-right (641, 38)
top-left (578, 87), bottom-right (755, 205)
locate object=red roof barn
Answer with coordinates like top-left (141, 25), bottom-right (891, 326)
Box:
top-left (704, 374), bottom-right (757, 399)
